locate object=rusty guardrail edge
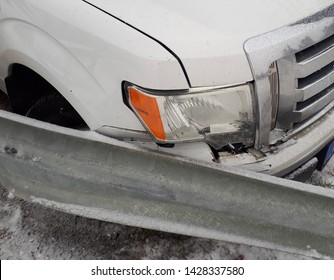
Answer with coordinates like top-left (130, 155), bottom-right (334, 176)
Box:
top-left (0, 110), bottom-right (333, 259)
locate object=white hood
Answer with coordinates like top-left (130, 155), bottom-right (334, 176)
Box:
top-left (87, 0), bottom-right (333, 87)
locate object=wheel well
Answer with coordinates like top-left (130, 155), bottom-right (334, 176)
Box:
top-left (4, 64), bottom-right (87, 128)
top-left (5, 64), bottom-right (57, 115)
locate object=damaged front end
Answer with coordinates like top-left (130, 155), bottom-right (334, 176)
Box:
top-left (119, 4), bottom-right (334, 181)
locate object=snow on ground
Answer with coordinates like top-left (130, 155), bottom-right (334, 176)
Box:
top-left (0, 157), bottom-right (333, 260)
top-left (307, 158), bottom-right (334, 189)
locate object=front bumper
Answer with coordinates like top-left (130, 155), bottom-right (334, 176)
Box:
top-left (221, 104), bottom-right (334, 177)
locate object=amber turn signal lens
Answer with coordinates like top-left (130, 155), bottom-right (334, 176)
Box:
top-left (128, 87), bottom-right (166, 141)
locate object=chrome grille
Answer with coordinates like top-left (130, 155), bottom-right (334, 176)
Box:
top-left (276, 34), bottom-right (334, 129)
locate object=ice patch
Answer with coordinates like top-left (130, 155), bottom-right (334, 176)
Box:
top-left (7, 189), bottom-right (15, 200)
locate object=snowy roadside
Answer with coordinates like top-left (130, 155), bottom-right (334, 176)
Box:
top-left (0, 157), bottom-right (333, 260)
top-left (307, 158), bottom-right (334, 189)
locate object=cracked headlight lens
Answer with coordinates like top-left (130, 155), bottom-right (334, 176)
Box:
top-left (125, 83), bottom-right (255, 149)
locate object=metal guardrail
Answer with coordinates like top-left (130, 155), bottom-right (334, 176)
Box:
top-left (0, 110), bottom-right (334, 258)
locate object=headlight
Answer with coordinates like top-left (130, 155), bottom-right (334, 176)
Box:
top-left (124, 83), bottom-right (255, 149)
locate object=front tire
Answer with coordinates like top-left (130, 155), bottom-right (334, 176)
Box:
top-left (26, 91), bottom-right (86, 129)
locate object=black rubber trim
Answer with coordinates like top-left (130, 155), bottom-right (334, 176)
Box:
top-left (82, 0), bottom-right (191, 87)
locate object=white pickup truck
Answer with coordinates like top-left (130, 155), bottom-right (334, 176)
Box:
top-left (0, 0), bottom-right (333, 180)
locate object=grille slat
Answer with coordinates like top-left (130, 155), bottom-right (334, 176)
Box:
top-left (296, 34), bottom-right (334, 63)
top-left (296, 65), bottom-right (334, 101)
top-left (277, 34), bottom-right (334, 129)
top-left (295, 45), bottom-right (334, 78)
top-left (294, 84), bottom-right (334, 122)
